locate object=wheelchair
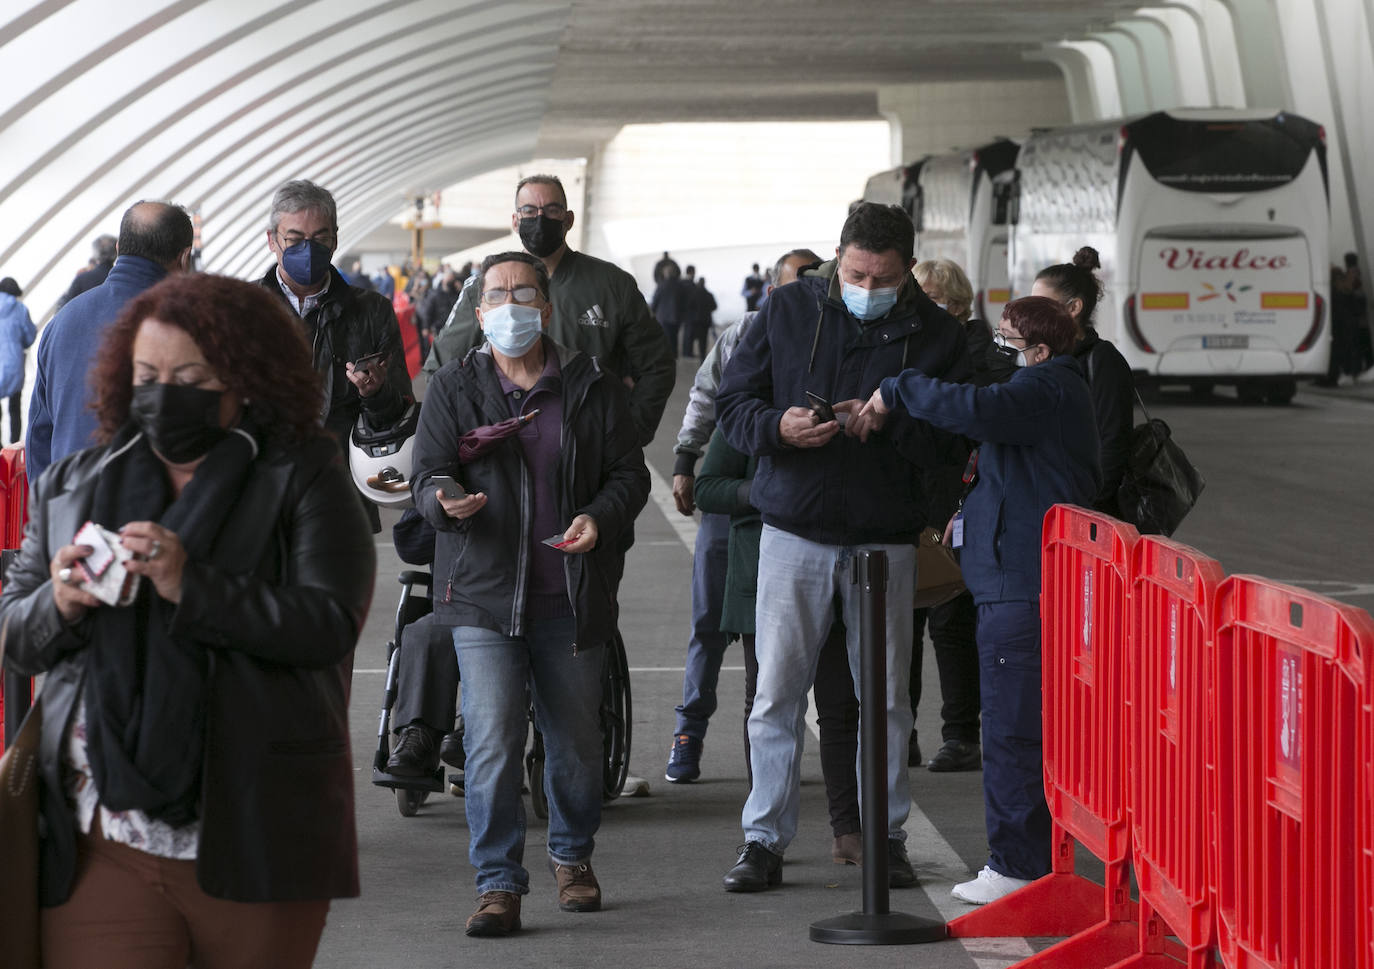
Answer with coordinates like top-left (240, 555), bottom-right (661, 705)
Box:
top-left (370, 570), bottom-right (633, 819)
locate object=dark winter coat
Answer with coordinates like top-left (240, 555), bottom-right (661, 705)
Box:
top-left (0, 435), bottom-right (374, 907)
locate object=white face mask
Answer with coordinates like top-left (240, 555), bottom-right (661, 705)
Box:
top-left (993, 331), bottom-right (1034, 367)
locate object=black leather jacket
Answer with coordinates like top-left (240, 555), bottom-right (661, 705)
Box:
top-left (0, 434), bottom-right (375, 906)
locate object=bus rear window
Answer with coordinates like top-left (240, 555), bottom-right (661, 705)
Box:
top-left (1126, 113), bottom-right (1325, 194)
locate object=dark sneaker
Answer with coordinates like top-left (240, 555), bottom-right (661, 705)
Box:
top-left (549, 859), bottom-right (602, 912)
top-left (440, 730), bottom-right (466, 770)
top-left (888, 839), bottom-right (917, 888)
top-left (927, 739), bottom-right (982, 773)
top-left (465, 891), bottom-right (522, 936)
top-left (907, 730), bottom-right (922, 767)
top-left (664, 733), bottom-right (702, 783)
top-left (386, 723), bottom-right (441, 777)
top-left (722, 842), bottom-right (783, 892)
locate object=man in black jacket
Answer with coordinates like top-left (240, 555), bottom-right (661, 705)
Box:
top-left (716, 203), bottom-right (970, 893)
top-left (258, 179), bottom-right (412, 529)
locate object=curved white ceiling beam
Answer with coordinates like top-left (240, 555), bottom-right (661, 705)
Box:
top-left (1167, 0), bottom-right (1246, 106)
top-left (1131, 7), bottom-right (1212, 106)
top-left (1023, 46), bottom-right (1102, 121)
top-left (1112, 18), bottom-right (1180, 108)
top-left (1, 0), bottom-right (570, 316)
top-left (1058, 40), bottom-right (1125, 117)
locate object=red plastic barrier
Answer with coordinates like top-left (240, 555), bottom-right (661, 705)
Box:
top-left (1363, 658), bottom-right (1374, 969)
top-left (0, 444), bottom-right (26, 550)
top-left (1112, 537), bottom-right (1225, 969)
top-left (1211, 577), bottom-right (1373, 969)
top-left (949, 505), bottom-right (1139, 968)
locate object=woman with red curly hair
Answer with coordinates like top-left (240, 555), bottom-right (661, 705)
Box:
top-left (860, 295), bottom-right (1101, 907)
top-left (0, 274), bottom-right (376, 969)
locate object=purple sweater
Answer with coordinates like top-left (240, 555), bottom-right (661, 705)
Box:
top-left (497, 350), bottom-right (571, 620)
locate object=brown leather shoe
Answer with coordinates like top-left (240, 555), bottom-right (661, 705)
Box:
top-left (832, 832), bottom-right (863, 865)
top-left (465, 891), bottom-right (521, 936)
top-left (549, 860), bottom-right (602, 912)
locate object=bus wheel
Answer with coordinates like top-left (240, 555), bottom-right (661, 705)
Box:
top-left (1264, 379), bottom-right (1297, 405)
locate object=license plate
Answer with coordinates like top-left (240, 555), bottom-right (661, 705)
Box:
top-left (1202, 335), bottom-right (1249, 349)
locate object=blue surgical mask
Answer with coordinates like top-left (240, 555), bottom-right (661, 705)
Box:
top-left (281, 239), bottom-right (334, 287)
top-left (841, 281), bottom-right (900, 320)
top-left (482, 303), bottom-right (544, 356)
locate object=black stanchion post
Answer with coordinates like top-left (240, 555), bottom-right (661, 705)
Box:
top-left (810, 549), bottom-right (945, 945)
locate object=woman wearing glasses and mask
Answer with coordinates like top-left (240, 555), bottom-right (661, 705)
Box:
top-left (857, 295), bottom-right (1100, 907)
top-left (411, 251), bottom-right (649, 937)
top-left (0, 275), bottom-right (375, 968)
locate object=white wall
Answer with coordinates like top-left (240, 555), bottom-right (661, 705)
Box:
top-left (878, 79), bottom-right (1072, 166)
top-left (582, 121), bottom-right (890, 321)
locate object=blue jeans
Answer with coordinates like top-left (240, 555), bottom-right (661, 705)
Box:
top-left (976, 601), bottom-right (1051, 880)
top-left (453, 619), bottom-right (604, 895)
top-left (675, 511), bottom-right (731, 738)
top-left (742, 525), bottom-right (915, 853)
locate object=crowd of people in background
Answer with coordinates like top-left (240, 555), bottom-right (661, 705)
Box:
top-left (3, 170), bottom-right (1374, 959)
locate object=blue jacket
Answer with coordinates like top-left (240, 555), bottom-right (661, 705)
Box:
top-left (880, 354), bottom-right (1101, 603)
top-left (26, 256), bottom-right (169, 479)
top-left (0, 294), bottom-right (36, 398)
top-left (717, 263), bottom-right (970, 546)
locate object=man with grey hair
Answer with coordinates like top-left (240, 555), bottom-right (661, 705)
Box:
top-left (56, 233), bottom-right (118, 308)
top-left (423, 173), bottom-right (673, 448)
top-left (258, 178), bottom-right (411, 529)
top-left (28, 202), bottom-right (193, 478)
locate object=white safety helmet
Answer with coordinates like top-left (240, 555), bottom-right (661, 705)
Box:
top-left (349, 399), bottom-right (421, 508)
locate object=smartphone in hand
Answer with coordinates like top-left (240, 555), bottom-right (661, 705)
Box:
top-left (353, 350), bottom-right (386, 374)
top-left (805, 391), bottom-right (836, 424)
top-left (430, 474), bottom-right (466, 499)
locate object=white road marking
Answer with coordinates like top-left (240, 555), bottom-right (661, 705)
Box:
top-left (648, 456), bottom-right (1023, 965)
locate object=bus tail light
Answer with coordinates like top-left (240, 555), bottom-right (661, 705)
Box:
top-left (1296, 292), bottom-right (1325, 352)
top-left (1123, 295), bottom-right (1155, 353)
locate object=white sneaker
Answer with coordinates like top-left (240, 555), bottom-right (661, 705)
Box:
top-left (951, 865), bottom-right (1033, 905)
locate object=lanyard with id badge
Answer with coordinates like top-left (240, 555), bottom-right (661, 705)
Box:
top-left (948, 449), bottom-right (979, 550)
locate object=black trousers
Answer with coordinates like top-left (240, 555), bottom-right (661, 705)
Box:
top-left (910, 591), bottom-right (981, 745)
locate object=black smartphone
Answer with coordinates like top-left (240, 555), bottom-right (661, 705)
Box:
top-left (353, 350), bottom-right (386, 373)
top-left (430, 474), bottom-right (466, 499)
top-left (805, 391), bottom-right (836, 423)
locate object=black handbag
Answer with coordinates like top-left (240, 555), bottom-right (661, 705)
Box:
top-left (1116, 388), bottom-right (1204, 536)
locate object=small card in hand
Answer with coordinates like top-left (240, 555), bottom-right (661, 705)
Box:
top-left (71, 521), bottom-right (141, 607)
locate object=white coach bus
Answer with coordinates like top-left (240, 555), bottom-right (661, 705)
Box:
top-left (1010, 109), bottom-right (1330, 403)
top-left (862, 140), bottom-right (1020, 323)
top-left (912, 139), bottom-right (1020, 323)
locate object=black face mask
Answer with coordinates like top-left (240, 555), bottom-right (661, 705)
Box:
top-left (130, 383), bottom-right (228, 464)
top-left (987, 341), bottom-right (1019, 372)
top-left (518, 215), bottom-right (566, 258)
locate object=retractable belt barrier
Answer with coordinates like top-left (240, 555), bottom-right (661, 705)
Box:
top-left (1211, 577), bottom-right (1372, 969)
top-left (949, 505), bottom-right (1140, 968)
top-left (1115, 536), bottom-right (1224, 969)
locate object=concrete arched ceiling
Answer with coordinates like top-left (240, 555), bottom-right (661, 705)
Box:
top-left (1, 0), bottom-right (1144, 316)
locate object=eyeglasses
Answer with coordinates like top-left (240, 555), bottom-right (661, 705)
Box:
top-left (515, 203), bottom-right (567, 220)
top-left (277, 228), bottom-right (337, 248)
top-left (993, 330), bottom-right (1030, 347)
top-left (481, 286), bottom-right (541, 305)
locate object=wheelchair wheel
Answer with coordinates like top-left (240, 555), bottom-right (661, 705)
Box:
top-left (526, 732), bottom-right (548, 820)
top-left (396, 787), bottom-right (427, 817)
top-left (601, 631), bottom-right (632, 801)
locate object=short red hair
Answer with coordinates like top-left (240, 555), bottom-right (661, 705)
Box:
top-left (1002, 296), bottom-right (1078, 355)
top-left (90, 274), bottom-right (325, 446)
